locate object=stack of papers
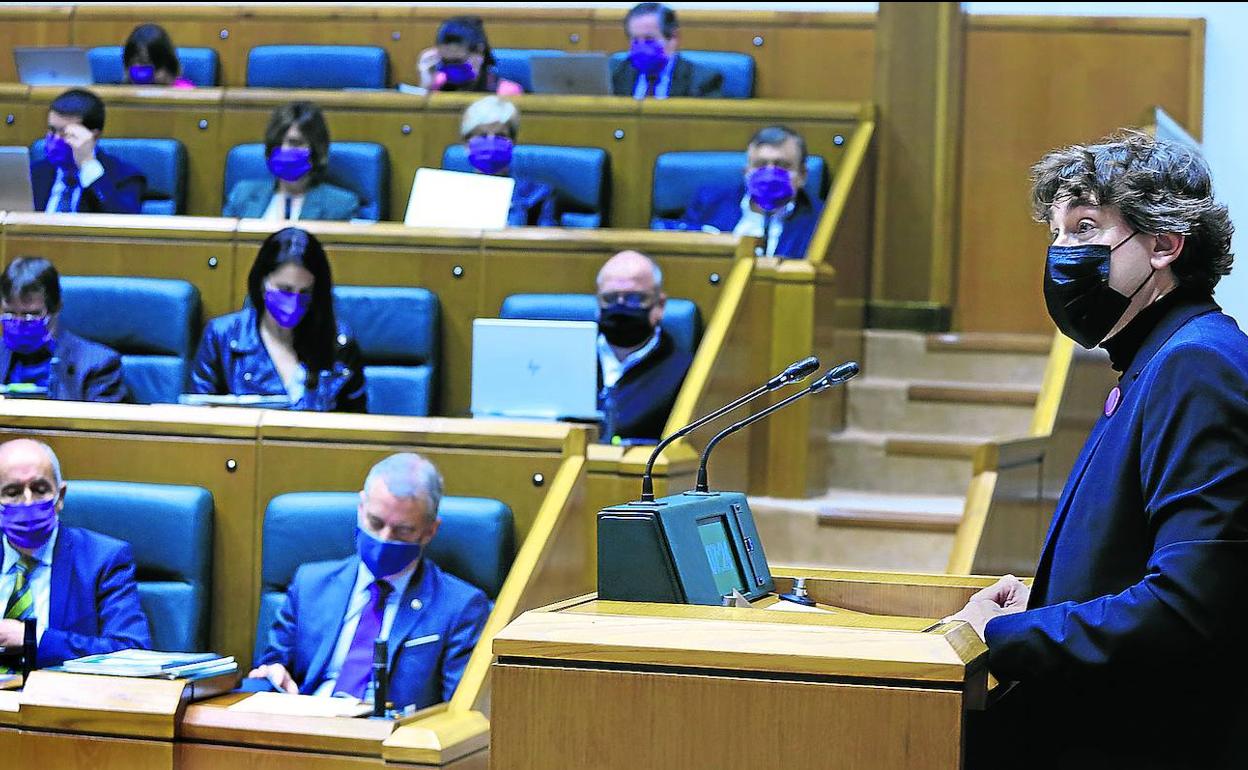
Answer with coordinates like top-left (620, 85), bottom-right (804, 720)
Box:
top-left (227, 691), bottom-right (373, 718)
top-left (59, 649), bottom-right (237, 679)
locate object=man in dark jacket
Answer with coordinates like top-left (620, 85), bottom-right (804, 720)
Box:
top-left (610, 3), bottom-right (722, 99)
top-left (31, 89), bottom-right (145, 215)
top-left (0, 257), bottom-right (128, 403)
top-left (596, 250), bottom-right (692, 443)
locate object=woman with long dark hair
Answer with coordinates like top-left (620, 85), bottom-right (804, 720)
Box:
top-left (190, 227), bottom-right (365, 412)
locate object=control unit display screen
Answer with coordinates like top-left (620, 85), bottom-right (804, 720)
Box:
top-left (697, 517), bottom-right (746, 598)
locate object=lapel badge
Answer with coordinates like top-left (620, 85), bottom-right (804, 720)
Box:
top-left (1104, 385), bottom-right (1122, 418)
top-left (410, 598), bottom-right (423, 611)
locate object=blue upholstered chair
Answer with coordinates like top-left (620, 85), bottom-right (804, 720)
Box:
top-left (492, 48), bottom-right (563, 93)
top-left (58, 276), bottom-right (201, 404)
top-left (608, 50), bottom-right (756, 98)
top-left (650, 151), bottom-right (828, 229)
top-left (442, 144), bottom-right (610, 228)
top-left (88, 46), bottom-right (220, 86)
top-left (246, 45), bottom-right (389, 89)
top-left (332, 286), bottom-right (439, 416)
top-left (61, 480), bottom-right (214, 652)
top-left (222, 142), bottom-right (389, 221)
top-left (253, 492), bottom-right (514, 662)
top-left (499, 294), bottom-right (702, 355)
top-left (31, 137), bottom-right (188, 215)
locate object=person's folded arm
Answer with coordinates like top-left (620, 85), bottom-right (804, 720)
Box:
top-left (81, 161), bottom-right (145, 214)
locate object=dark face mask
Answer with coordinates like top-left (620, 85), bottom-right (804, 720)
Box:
top-left (1044, 231), bottom-right (1153, 348)
top-left (599, 305), bottom-right (654, 348)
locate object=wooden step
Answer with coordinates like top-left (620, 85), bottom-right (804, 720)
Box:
top-left (925, 332), bottom-right (1053, 355)
top-left (884, 436), bottom-right (982, 459)
top-left (907, 381), bottom-right (1039, 407)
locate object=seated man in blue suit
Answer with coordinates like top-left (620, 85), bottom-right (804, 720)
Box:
top-left (32, 89), bottom-right (145, 215)
top-left (681, 126), bottom-right (822, 259)
top-left (610, 3), bottom-right (722, 99)
top-left (947, 133), bottom-right (1248, 768)
top-left (0, 439), bottom-right (151, 670)
top-left (597, 250), bottom-right (693, 443)
top-left (248, 453), bottom-right (491, 712)
top-left (0, 257), bottom-right (129, 403)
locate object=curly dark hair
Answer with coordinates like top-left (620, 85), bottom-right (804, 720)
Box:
top-left (1030, 130), bottom-right (1234, 292)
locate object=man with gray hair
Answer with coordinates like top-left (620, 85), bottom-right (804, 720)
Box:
top-left (0, 438), bottom-right (150, 671)
top-left (248, 452), bottom-right (490, 712)
top-left (596, 250), bottom-right (693, 443)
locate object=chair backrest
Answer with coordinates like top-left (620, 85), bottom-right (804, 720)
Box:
top-left (61, 480), bottom-right (214, 652)
top-left (87, 46), bottom-right (220, 86)
top-left (31, 137), bottom-right (187, 215)
top-left (223, 142), bottom-right (388, 221)
top-left (58, 275), bottom-right (201, 404)
top-left (608, 50), bottom-right (755, 98)
top-left (332, 285), bottom-right (440, 416)
top-left (499, 293), bottom-right (702, 356)
top-left (650, 151), bottom-right (828, 224)
top-left (246, 45), bottom-right (388, 89)
top-left (442, 144), bottom-right (609, 228)
top-left (492, 48), bottom-right (564, 93)
top-left (255, 492), bottom-right (514, 663)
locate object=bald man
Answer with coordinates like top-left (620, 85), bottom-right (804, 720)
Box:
top-left (596, 250), bottom-right (693, 442)
top-left (0, 439), bottom-right (150, 671)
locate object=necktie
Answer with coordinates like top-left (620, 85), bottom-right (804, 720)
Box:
top-left (284, 196), bottom-right (293, 220)
top-left (335, 579), bottom-right (393, 700)
top-left (645, 75), bottom-right (658, 98)
top-left (4, 556), bottom-right (36, 621)
top-left (55, 173), bottom-right (78, 213)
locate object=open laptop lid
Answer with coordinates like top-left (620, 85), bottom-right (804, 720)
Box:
top-left (0, 148), bottom-right (34, 213)
top-left (15, 47), bottom-right (93, 87)
top-left (471, 318), bottom-right (601, 421)
top-left (529, 53), bottom-right (612, 96)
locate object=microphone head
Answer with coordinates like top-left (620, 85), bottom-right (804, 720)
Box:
top-left (812, 361), bottom-right (861, 392)
top-left (767, 356), bottom-right (820, 390)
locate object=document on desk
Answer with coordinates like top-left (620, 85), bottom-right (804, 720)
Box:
top-left (227, 691), bottom-right (372, 718)
top-left (766, 600), bottom-right (835, 614)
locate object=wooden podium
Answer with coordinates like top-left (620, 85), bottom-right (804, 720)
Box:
top-left (490, 568), bottom-right (998, 770)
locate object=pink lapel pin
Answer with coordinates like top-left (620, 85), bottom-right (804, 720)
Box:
top-left (1104, 386), bottom-right (1122, 417)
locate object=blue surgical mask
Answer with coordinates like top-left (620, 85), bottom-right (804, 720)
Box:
top-left (356, 527), bottom-right (423, 578)
top-left (44, 134), bottom-right (76, 171)
top-left (128, 64), bottom-right (156, 84)
top-left (2, 497), bottom-right (58, 551)
top-left (2, 315), bottom-right (53, 355)
top-left (467, 135), bottom-right (514, 175)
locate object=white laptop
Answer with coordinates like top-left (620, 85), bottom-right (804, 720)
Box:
top-left (530, 53), bottom-right (613, 96)
top-left (0, 147), bottom-right (34, 213)
top-left (14, 47), bottom-right (93, 87)
top-left (471, 318), bottom-right (601, 421)
top-left (404, 167), bottom-right (514, 229)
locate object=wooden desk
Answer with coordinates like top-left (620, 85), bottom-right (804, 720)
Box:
top-left (491, 569), bottom-right (998, 770)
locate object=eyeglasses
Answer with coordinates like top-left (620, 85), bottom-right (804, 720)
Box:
top-left (597, 291), bottom-right (655, 310)
top-left (0, 312), bottom-right (48, 322)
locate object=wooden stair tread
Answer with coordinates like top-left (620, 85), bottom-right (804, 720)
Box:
top-left (925, 332), bottom-right (1052, 355)
top-left (907, 381), bottom-right (1039, 406)
top-left (884, 435), bottom-right (982, 459)
top-left (752, 491), bottom-right (964, 533)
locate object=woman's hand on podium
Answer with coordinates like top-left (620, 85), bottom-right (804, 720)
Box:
top-left (942, 574), bottom-right (1031, 641)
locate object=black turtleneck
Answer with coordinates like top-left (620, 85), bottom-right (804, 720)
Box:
top-left (1101, 285), bottom-right (1209, 373)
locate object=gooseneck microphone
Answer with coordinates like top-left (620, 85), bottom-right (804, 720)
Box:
top-left (694, 361), bottom-right (860, 493)
top-left (637, 356), bottom-right (820, 502)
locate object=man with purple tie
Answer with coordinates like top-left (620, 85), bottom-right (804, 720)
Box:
top-left (247, 453), bottom-right (490, 712)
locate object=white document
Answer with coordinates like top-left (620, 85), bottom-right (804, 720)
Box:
top-left (227, 691), bottom-right (372, 718)
top-left (404, 167), bottom-right (515, 230)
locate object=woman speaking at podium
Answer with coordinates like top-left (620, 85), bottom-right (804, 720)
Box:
top-left (948, 132), bottom-right (1248, 769)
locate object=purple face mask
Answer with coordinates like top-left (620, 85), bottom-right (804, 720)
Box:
top-left (628, 38), bottom-right (669, 77)
top-left (747, 165), bottom-right (796, 213)
top-left (263, 288), bottom-right (311, 329)
top-left (128, 64), bottom-right (156, 84)
top-left (267, 146), bottom-right (313, 183)
top-left (44, 134), bottom-right (76, 171)
top-left (2, 316), bottom-right (52, 355)
top-left (438, 60), bottom-right (477, 86)
top-left (2, 497), bottom-right (57, 551)
top-left (467, 135), bottom-right (514, 175)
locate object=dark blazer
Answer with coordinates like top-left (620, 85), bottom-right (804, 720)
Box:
top-left (256, 556), bottom-right (491, 711)
top-left (599, 329), bottom-right (693, 442)
top-left (508, 178), bottom-right (558, 227)
top-left (610, 54), bottom-right (724, 98)
top-left (980, 293), bottom-right (1248, 768)
top-left (682, 186), bottom-right (823, 259)
top-left (223, 178), bottom-right (361, 221)
top-left (39, 526), bottom-right (153, 667)
top-left (0, 329), bottom-right (129, 403)
top-left (32, 150), bottom-right (145, 214)
top-left (190, 306), bottom-right (366, 413)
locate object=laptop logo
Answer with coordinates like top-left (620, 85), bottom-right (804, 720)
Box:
top-left (527, 359), bottom-right (540, 376)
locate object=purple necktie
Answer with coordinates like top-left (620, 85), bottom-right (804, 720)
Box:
top-left (335, 579), bottom-right (393, 700)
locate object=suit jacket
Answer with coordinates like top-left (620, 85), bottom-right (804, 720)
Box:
top-left (681, 186), bottom-right (823, 259)
top-left (257, 556), bottom-right (491, 711)
top-left (32, 150), bottom-right (146, 214)
top-left (37, 526), bottom-right (153, 667)
top-left (0, 329), bottom-right (129, 403)
top-left (223, 178), bottom-right (361, 221)
top-left (979, 291), bottom-right (1248, 768)
top-left (611, 55), bottom-right (724, 98)
top-left (508, 178), bottom-right (558, 227)
top-left (599, 330), bottom-right (693, 442)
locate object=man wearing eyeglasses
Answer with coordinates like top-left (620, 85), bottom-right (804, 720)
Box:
top-left (596, 250), bottom-right (692, 443)
top-left (0, 257), bottom-right (129, 403)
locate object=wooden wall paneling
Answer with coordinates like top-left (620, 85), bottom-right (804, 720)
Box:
top-left (68, 5), bottom-right (245, 86)
top-left (0, 6), bottom-right (73, 84)
top-left (409, 7), bottom-right (595, 54)
top-left (955, 16), bottom-right (1203, 333)
top-left (0, 84), bottom-right (33, 147)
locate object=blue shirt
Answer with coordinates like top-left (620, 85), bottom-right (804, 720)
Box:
top-left (1, 525), bottom-right (59, 645)
top-left (43, 160), bottom-right (105, 214)
top-left (631, 55), bottom-right (677, 99)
